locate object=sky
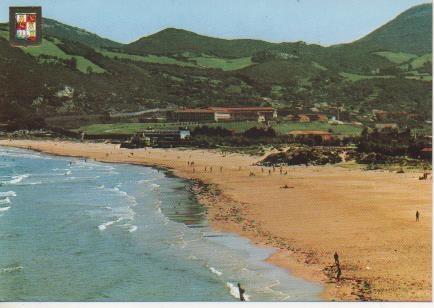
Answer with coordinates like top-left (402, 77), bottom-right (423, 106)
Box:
top-left (0, 0), bottom-right (431, 45)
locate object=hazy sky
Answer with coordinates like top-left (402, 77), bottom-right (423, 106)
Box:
top-left (0, 0), bottom-right (431, 45)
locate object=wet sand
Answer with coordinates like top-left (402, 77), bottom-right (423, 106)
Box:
top-left (0, 139), bottom-right (431, 301)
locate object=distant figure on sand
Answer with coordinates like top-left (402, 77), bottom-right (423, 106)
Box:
top-left (268, 170), bottom-right (271, 175)
top-left (220, 166), bottom-right (223, 172)
top-left (336, 265), bottom-right (342, 281)
top-left (416, 211), bottom-right (420, 222)
top-left (334, 252), bottom-right (340, 266)
top-left (237, 283), bottom-right (245, 301)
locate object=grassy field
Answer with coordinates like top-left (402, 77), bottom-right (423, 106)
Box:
top-left (74, 121), bottom-right (364, 136)
top-left (100, 49), bottom-right (253, 71)
top-left (0, 30), bottom-right (105, 74)
top-left (99, 49), bottom-right (196, 67)
top-left (191, 55), bottom-right (253, 71)
top-left (374, 51), bottom-right (417, 64)
top-left (405, 75), bottom-right (432, 81)
top-left (408, 53), bottom-right (432, 69)
top-left (339, 72), bottom-right (395, 81)
top-left (311, 61), bottom-right (328, 71)
top-left (0, 29), bottom-right (8, 40)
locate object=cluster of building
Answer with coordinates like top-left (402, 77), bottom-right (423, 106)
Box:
top-left (372, 109), bottom-right (421, 121)
top-left (286, 114), bottom-right (328, 122)
top-left (168, 107), bottom-right (278, 123)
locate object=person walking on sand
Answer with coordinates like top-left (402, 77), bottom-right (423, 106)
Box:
top-left (220, 166), bottom-right (223, 173)
top-left (237, 283), bottom-right (245, 301)
top-left (334, 252), bottom-right (340, 266)
top-left (416, 211), bottom-right (420, 222)
top-left (336, 265), bottom-right (342, 282)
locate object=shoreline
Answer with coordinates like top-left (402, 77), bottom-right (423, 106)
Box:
top-left (0, 139), bottom-right (431, 301)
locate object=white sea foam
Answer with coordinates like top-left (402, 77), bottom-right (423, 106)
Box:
top-left (26, 182), bottom-right (42, 185)
top-left (7, 174), bottom-right (29, 184)
top-left (98, 221), bottom-right (115, 231)
top-left (209, 267), bottom-right (223, 276)
top-left (65, 170), bottom-right (72, 176)
top-left (128, 225), bottom-right (138, 233)
top-left (0, 191), bottom-right (16, 197)
top-left (0, 265), bottom-right (23, 273)
top-left (0, 198), bottom-right (11, 205)
top-left (98, 217), bottom-right (124, 231)
top-left (151, 183), bottom-right (160, 189)
top-left (226, 282), bottom-right (250, 301)
top-left (136, 179), bottom-right (150, 184)
top-left (0, 206), bottom-right (11, 212)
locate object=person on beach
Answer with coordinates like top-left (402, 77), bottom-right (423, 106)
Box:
top-left (237, 283), bottom-right (245, 301)
top-left (268, 170), bottom-right (271, 175)
top-left (334, 252), bottom-right (340, 266)
top-left (210, 167), bottom-right (213, 172)
top-left (336, 265), bottom-right (342, 282)
top-left (220, 166), bottom-right (223, 172)
top-left (416, 211), bottom-right (420, 222)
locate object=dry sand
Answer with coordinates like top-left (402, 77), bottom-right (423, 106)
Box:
top-left (0, 139), bottom-right (431, 301)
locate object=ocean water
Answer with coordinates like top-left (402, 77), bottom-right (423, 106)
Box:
top-left (0, 146), bottom-right (322, 301)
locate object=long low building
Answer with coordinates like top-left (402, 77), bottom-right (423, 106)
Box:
top-left (169, 107), bottom-right (277, 122)
top-left (287, 130), bottom-right (333, 142)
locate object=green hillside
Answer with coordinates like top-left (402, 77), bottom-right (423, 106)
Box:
top-left (124, 28), bottom-right (277, 58)
top-left (374, 51), bottom-right (417, 64)
top-left (0, 28), bottom-right (105, 74)
top-left (0, 3), bottom-right (431, 131)
top-left (350, 3), bottom-right (432, 54)
top-left (43, 18), bottom-right (122, 48)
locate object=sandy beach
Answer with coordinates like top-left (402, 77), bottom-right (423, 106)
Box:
top-left (0, 139), bottom-right (431, 301)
